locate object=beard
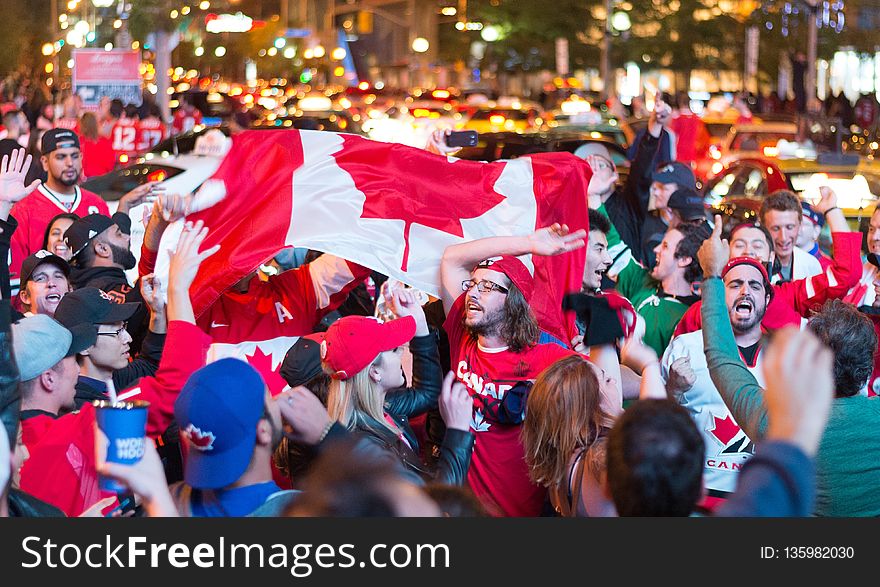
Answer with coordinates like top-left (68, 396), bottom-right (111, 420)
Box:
top-left (55, 170), bottom-right (80, 187)
top-left (729, 295), bottom-right (766, 334)
top-left (109, 242), bottom-right (137, 270)
top-left (466, 305), bottom-right (506, 339)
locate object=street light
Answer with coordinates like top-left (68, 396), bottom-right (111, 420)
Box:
top-left (412, 37), bottom-right (430, 53)
top-left (313, 45), bottom-right (326, 58)
top-left (331, 47), bottom-right (346, 61)
top-left (480, 25), bottom-right (500, 43)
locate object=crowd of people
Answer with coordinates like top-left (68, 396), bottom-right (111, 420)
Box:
top-left (0, 85), bottom-right (878, 519)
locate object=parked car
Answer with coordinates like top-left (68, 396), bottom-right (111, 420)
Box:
top-left (703, 152), bottom-right (880, 232)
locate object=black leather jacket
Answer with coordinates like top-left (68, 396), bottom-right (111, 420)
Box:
top-left (348, 330), bottom-right (474, 486)
top-left (0, 215), bottom-right (21, 445)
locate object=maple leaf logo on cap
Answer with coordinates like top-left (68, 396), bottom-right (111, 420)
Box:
top-left (183, 423), bottom-right (216, 451)
top-left (98, 290), bottom-right (114, 302)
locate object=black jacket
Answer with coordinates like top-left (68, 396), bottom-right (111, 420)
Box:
top-left (71, 329), bottom-right (166, 410)
top-left (7, 489), bottom-right (66, 517)
top-left (602, 130), bottom-right (668, 266)
top-left (346, 331), bottom-right (474, 486)
top-left (69, 264), bottom-right (149, 354)
top-left (0, 216), bottom-right (20, 444)
top-left (294, 331), bottom-right (473, 487)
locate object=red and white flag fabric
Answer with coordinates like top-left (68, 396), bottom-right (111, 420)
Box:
top-left (156, 129), bottom-right (589, 346)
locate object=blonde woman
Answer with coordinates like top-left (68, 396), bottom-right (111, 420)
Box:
top-left (323, 287), bottom-right (474, 485)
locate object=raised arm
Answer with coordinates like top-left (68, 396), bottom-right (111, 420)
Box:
top-left (439, 223), bottom-right (586, 313)
top-left (699, 216), bottom-right (769, 440)
top-left (717, 327), bottom-right (833, 517)
top-left (128, 220), bottom-right (219, 437)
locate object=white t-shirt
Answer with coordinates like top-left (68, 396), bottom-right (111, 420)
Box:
top-left (662, 330), bottom-right (765, 495)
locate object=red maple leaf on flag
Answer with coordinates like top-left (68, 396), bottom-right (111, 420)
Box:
top-left (334, 137), bottom-right (507, 271)
top-left (710, 414), bottom-right (741, 446)
top-left (245, 346), bottom-right (288, 397)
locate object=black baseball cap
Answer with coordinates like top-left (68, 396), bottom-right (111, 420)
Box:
top-left (20, 250), bottom-right (70, 285)
top-left (54, 287), bottom-right (140, 329)
top-left (652, 161), bottom-right (696, 189)
top-left (63, 214), bottom-right (115, 258)
top-left (41, 128), bottom-right (80, 155)
top-left (667, 188), bottom-right (706, 220)
top-left (280, 333), bottom-right (325, 388)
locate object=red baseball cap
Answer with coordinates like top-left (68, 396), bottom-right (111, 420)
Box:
top-left (721, 256), bottom-right (773, 298)
top-left (474, 255), bottom-right (534, 302)
top-left (321, 315), bottom-right (417, 380)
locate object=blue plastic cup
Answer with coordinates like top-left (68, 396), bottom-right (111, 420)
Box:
top-left (94, 400), bottom-right (150, 494)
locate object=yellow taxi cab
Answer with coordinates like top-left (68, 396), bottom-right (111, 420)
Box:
top-left (460, 99), bottom-right (547, 133)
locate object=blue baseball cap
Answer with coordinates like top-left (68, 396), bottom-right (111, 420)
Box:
top-left (801, 201), bottom-right (825, 228)
top-left (175, 358), bottom-right (267, 489)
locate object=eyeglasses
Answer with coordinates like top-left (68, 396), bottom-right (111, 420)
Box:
top-left (461, 279), bottom-right (509, 294)
top-left (97, 322), bottom-right (128, 338)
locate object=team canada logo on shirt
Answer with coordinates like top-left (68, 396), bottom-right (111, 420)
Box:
top-left (709, 413), bottom-right (755, 456)
top-left (183, 424), bottom-right (215, 451)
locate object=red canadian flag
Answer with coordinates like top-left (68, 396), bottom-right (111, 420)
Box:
top-left (159, 129), bottom-right (590, 344)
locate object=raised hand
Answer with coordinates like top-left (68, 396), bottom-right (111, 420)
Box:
top-left (155, 191), bottom-right (193, 223)
top-left (140, 273), bottom-right (165, 314)
top-left (438, 371), bottom-right (473, 432)
top-left (666, 355), bottom-right (696, 396)
top-left (386, 283), bottom-right (429, 336)
top-left (814, 186), bottom-right (838, 215)
top-left (95, 435), bottom-right (178, 517)
top-left (697, 214), bottom-right (730, 278)
top-left (425, 128), bottom-right (461, 156)
top-left (528, 223), bottom-right (587, 256)
top-left (117, 181), bottom-right (158, 215)
top-left (762, 327), bottom-right (834, 456)
top-left (275, 385), bottom-right (333, 445)
top-left (0, 148), bottom-right (40, 204)
top-left (585, 154), bottom-right (619, 202)
top-left (167, 219), bottom-right (220, 294)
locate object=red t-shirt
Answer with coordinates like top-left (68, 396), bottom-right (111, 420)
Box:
top-left (444, 294), bottom-right (574, 517)
top-left (196, 255), bottom-right (370, 396)
top-left (670, 113), bottom-right (710, 164)
top-left (80, 136), bottom-right (116, 179)
top-left (136, 118), bottom-right (168, 152)
top-left (111, 117), bottom-right (139, 162)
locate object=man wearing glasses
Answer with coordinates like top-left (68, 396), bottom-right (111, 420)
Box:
top-left (439, 223), bottom-right (586, 517)
top-left (52, 287), bottom-right (154, 410)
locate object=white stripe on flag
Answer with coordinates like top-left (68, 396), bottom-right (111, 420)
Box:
top-left (286, 132), bottom-right (538, 295)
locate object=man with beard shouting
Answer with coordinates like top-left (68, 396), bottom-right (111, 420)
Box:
top-left (661, 223), bottom-right (773, 511)
top-left (440, 223), bottom-right (586, 516)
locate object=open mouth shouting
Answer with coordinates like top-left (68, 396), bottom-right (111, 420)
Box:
top-left (466, 299), bottom-right (483, 320)
top-left (733, 296), bottom-right (754, 319)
